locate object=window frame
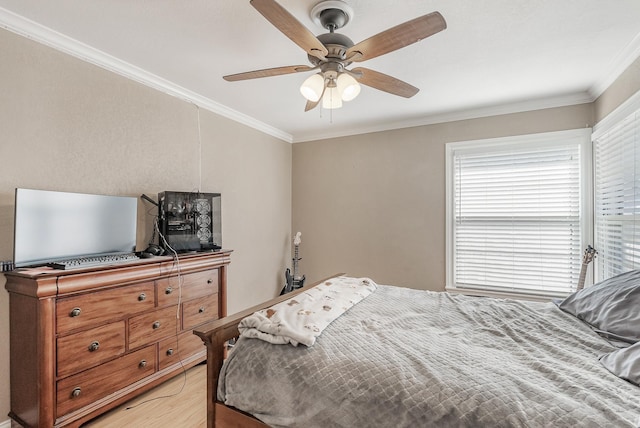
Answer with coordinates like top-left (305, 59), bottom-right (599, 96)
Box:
top-left (592, 89), bottom-right (640, 283)
top-left (445, 129), bottom-right (593, 300)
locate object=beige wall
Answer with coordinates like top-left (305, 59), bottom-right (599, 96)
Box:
top-left (292, 105), bottom-right (594, 290)
top-left (0, 28), bottom-right (291, 420)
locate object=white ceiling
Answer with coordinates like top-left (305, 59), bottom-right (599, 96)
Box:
top-left (2, 1), bottom-right (640, 142)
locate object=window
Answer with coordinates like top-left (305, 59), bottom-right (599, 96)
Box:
top-left (446, 129), bottom-right (592, 298)
top-left (593, 92), bottom-right (640, 282)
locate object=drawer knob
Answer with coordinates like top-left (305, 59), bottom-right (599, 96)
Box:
top-left (198, 307), bottom-right (205, 313)
top-left (207, 278), bottom-right (213, 284)
top-left (71, 387), bottom-right (81, 398)
top-left (166, 348), bottom-right (174, 356)
top-left (165, 287), bottom-right (173, 295)
top-left (88, 341), bottom-right (100, 352)
top-left (139, 360), bottom-right (147, 368)
top-left (152, 321), bottom-right (161, 329)
top-left (69, 307), bottom-right (82, 318)
top-left (138, 293), bottom-right (147, 301)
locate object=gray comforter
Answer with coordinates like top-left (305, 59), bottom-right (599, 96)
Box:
top-left (218, 284), bottom-right (640, 427)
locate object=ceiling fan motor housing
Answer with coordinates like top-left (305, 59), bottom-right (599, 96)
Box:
top-left (308, 32), bottom-right (354, 66)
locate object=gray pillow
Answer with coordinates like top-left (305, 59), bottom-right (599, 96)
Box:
top-left (556, 269), bottom-right (640, 344)
top-left (600, 341), bottom-right (640, 386)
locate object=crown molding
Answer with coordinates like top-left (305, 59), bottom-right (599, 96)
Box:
top-left (0, 6), bottom-right (292, 143)
top-left (589, 31), bottom-right (640, 100)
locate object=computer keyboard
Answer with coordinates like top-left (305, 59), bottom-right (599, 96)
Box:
top-left (47, 253), bottom-right (140, 270)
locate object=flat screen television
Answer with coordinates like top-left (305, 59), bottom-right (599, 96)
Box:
top-left (13, 188), bottom-right (138, 268)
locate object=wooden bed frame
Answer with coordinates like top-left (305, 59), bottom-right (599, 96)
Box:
top-left (193, 274), bottom-right (343, 428)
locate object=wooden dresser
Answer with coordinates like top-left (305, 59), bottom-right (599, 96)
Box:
top-left (5, 250), bottom-right (231, 428)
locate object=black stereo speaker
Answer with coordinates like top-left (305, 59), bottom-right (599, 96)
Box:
top-left (158, 191), bottom-right (222, 252)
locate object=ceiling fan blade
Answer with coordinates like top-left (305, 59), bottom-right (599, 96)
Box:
top-left (223, 65), bottom-right (313, 81)
top-left (305, 99), bottom-right (320, 112)
top-left (346, 11), bottom-right (446, 62)
top-left (250, 0), bottom-right (328, 60)
top-left (351, 67), bottom-right (419, 98)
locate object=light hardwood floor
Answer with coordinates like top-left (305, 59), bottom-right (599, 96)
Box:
top-left (83, 363), bottom-right (207, 427)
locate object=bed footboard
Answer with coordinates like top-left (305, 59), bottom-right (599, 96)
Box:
top-left (193, 273), bottom-right (343, 428)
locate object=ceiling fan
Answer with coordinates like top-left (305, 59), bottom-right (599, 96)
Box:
top-left (224, 0), bottom-right (447, 111)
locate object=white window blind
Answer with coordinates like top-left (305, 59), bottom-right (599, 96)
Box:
top-left (594, 106), bottom-right (640, 281)
top-left (447, 130), bottom-right (590, 297)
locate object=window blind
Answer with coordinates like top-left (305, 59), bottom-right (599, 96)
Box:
top-left (451, 140), bottom-right (583, 295)
top-left (594, 109), bottom-right (640, 281)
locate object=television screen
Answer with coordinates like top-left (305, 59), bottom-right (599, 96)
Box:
top-left (13, 188), bottom-right (138, 268)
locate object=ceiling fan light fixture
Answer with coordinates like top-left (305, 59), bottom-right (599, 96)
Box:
top-left (322, 85), bottom-right (343, 109)
top-left (300, 73), bottom-right (325, 102)
top-left (337, 72), bottom-right (360, 101)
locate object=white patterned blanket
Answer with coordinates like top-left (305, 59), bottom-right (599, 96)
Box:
top-left (238, 276), bottom-right (377, 346)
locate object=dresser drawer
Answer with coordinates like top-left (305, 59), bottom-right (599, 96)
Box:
top-left (57, 321), bottom-right (125, 377)
top-left (156, 269), bottom-right (219, 307)
top-left (182, 294), bottom-right (218, 330)
top-left (56, 345), bottom-right (156, 416)
top-left (158, 331), bottom-right (206, 370)
top-left (128, 306), bottom-right (179, 349)
top-left (57, 282), bottom-right (155, 333)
